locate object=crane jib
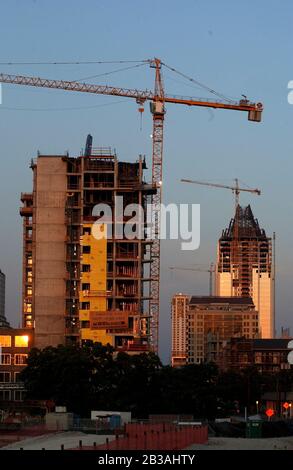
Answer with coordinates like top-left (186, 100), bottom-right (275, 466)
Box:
top-left (0, 73), bottom-right (263, 121)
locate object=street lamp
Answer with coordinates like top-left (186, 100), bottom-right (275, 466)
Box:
top-left (256, 400), bottom-right (259, 414)
top-left (289, 403), bottom-right (292, 419)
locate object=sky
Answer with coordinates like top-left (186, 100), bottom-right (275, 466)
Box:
top-left (0, 0), bottom-right (292, 363)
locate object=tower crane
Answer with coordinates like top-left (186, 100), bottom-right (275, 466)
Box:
top-left (181, 178), bottom-right (261, 252)
top-left (0, 58), bottom-right (263, 353)
top-left (169, 263), bottom-right (215, 296)
top-left (181, 178), bottom-right (261, 210)
top-left (181, 178), bottom-right (261, 293)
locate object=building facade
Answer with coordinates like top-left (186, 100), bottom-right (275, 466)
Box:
top-left (171, 295), bottom-right (259, 366)
top-left (0, 328), bottom-right (33, 402)
top-left (20, 138), bottom-right (155, 351)
top-left (216, 205), bottom-right (274, 338)
top-left (218, 337), bottom-right (292, 373)
top-left (171, 294), bottom-right (189, 367)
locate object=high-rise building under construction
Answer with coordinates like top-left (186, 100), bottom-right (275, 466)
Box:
top-left (216, 205), bottom-right (274, 338)
top-left (20, 136), bottom-right (155, 351)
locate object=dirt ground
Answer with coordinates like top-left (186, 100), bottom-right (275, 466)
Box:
top-left (2, 432), bottom-right (293, 450)
top-left (188, 436), bottom-right (293, 450)
top-left (0, 431), bottom-right (115, 450)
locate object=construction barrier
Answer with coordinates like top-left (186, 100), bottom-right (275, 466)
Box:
top-left (72, 423), bottom-right (208, 450)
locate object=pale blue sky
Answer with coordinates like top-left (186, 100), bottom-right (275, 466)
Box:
top-left (0, 0), bottom-right (292, 362)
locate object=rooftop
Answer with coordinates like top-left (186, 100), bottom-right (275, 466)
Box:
top-left (189, 296), bottom-right (254, 306)
top-left (221, 205), bottom-right (268, 239)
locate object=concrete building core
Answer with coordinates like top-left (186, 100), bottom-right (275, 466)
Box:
top-left (20, 139), bottom-right (156, 351)
top-left (216, 205), bottom-right (274, 339)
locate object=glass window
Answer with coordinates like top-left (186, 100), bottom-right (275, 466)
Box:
top-left (0, 353), bottom-right (11, 365)
top-left (0, 390), bottom-right (11, 401)
top-left (15, 336), bottom-right (29, 347)
top-left (0, 336), bottom-right (11, 347)
top-left (14, 391), bottom-right (23, 401)
top-left (14, 372), bottom-right (21, 382)
top-left (83, 246), bottom-right (91, 254)
top-left (0, 372), bottom-right (11, 382)
top-left (81, 302), bottom-right (90, 310)
top-left (82, 264), bottom-right (90, 272)
top-left (15, 354), bottom-right (28, 365)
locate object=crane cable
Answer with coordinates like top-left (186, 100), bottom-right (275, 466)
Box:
top-left (75, 62), bottom-right (148, 82)
top-left (162, 61), bottom-right (235, 103)
top-left (0, 60), bottom-right (147, 65)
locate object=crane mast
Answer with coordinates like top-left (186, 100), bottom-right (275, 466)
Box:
top-left (0, 60), bottom-right (263, 354)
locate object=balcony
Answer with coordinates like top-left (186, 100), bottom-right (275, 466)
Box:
top-left (21, 193), bottom-right (33, 202)
top-left (20, 206), bottom-right (33, 217)
top-left (84, 159), bottom-right (114, 171)
top-left (83, 181), bottom-right (114, 189)
top-left (82, 289), bottom-right (112, 297)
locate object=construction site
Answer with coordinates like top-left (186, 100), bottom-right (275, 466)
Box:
top-left (20, 139), bottom-right (155, 352)
top-left (0, 57), bottom-right (263, 355)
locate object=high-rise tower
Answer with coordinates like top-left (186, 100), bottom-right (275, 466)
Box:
top-left (216, 205), bottom-right (274, 338)
top-left (20, 137), bottom-right (155, 351)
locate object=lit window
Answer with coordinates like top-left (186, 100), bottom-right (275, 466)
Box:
top-left (24, 303), bottom-right (32, 313)
top-left (0, 336), bottom-right (11, 347)
top-left (15, 336), bottom-right (29, 348)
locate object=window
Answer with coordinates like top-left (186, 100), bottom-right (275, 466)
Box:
top-left (0, 372), bottom-right (11, 383)
top-left (14, 391), bottom-right (23, 401)
top-left (15, 336), bottom-right (29, 347)
top-left (83, 227), bottom-right (91, 235)
top-left (81, 302), bottom-right (90, 310)
top-left (0, 336), bottom-right (11, 347)
top-left (15, 354), bottom-right (28, 366)
top-left (25, 303), bottom-right (32, 313)
top-left (82, 264), bottom-right (90, 272)
top-left (82, 283), bottom-right (90, 291)
top-left (15, 372), bottom-right (21, 382)
top-left (0, 354), bottom-right (11, 365)
top-left (0, 390), bottom-right (11, 401)
top-left (83, 246), bottom-right (91, 254)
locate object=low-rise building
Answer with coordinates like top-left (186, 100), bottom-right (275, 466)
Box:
top-left (218, 337), bottom-right (292, 373)
top-left (0, 328), bottom-right (33, 402)
top-left (171, 294), bottom-right (259, 366)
